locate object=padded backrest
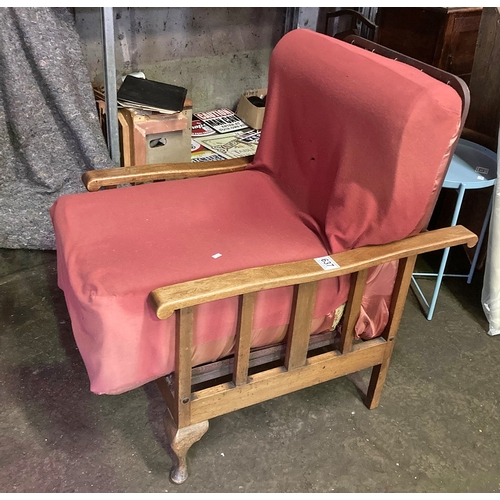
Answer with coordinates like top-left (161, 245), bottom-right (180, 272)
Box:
top-left (249, 29), bottom-right (462, 253)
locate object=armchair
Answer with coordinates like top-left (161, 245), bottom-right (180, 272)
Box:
top-left (50, 29), bottom-right (476, 484)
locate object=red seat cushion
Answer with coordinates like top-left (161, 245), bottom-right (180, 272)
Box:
top-left (51, 170), bottom-right (343, 394)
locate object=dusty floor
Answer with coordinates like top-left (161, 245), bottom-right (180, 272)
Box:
top-left (1, 245), bottom-right (499, 493)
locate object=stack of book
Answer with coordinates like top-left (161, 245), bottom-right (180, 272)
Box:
top-left (117, 75), bottom-right (188, 114)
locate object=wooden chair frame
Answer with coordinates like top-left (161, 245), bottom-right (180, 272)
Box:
top-left (82, 39), bottom-right (476, 484)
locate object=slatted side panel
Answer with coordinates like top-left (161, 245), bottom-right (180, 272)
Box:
top-left (155, 222), bottom-right (474, 429)
top-left (170, 259), bottom-right (413, 416)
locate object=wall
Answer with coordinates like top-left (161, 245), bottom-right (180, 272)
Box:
top-left (74, 7), bottom-right (286, 113)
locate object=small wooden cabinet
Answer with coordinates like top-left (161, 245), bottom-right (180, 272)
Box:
top-left (376, 7), bottom-right (482, 85)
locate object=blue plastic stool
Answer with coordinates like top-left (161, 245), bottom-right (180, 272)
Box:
top-left (411, 138), bottom-right (497, 320)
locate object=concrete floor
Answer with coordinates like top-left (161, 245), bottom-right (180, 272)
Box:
top-left (1, 245), bottom-right (499, 493)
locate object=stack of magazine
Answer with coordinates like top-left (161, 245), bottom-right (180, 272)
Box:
top-left (191, 108), bottom-right (261, 162)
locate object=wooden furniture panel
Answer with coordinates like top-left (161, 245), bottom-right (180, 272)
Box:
top-left (466, 7), bottom-right (500, 149)
top-left (376, 7), bottom-right (482, 84)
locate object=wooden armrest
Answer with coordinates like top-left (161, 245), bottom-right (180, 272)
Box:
top-left (149, 225), bottom-right (477, 320)
top-left (82, 156), bottom-right (253, 192)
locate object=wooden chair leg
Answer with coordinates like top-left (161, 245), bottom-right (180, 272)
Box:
top-left (363, 256), bottom-right (418, 410)
top-left (365, 360), bottom-right (390, 410)
top-left (163, 410), bottom-right (209, 484)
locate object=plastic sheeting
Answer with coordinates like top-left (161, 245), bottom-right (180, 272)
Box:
top-left (482, 127), bottom-right (500, 335)
top-left (0, 8), bottom-right (113, 250)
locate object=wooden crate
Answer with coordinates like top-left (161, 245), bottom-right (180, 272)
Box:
top-left (118, 99), bottom-right (193, 167)
top-left (95, 89), bottom-right (192, 167)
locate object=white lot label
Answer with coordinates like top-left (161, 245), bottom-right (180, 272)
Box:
top-left (314, 256), bottom-right (340, 270)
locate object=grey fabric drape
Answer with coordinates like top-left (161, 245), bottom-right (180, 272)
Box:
top-left (0, 7), bottom-right (113, 250)
top-left (481, 127), bottom-right (500, 336)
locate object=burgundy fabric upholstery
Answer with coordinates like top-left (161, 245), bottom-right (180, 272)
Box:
top-left (250, 30), bottom-right (461, 252)
top-left (248, 29), bottom-right (462, 339)
top-left (50, 29), bottom-right (462, 395)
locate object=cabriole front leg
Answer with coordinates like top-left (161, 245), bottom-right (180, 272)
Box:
top-left (163, 410), bottom-right (209, 484)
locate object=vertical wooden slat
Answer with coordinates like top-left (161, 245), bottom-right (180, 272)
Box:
top-left (233, 293), bottom-right (255, 386)
top-left (285, 281), bottom-right (318, 371)
top-left (382, 256), bottom-right (418, 342)
top-left (175, 307), bottom-right (194, 427)
top-left (339, 269), bottom-right (369, 354)
top-left (365, 255), bottom-right (417, 409)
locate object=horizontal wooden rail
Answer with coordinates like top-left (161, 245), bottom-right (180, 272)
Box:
top-left (150, 225), bottom-right (477, 320)
top-left (189, 337), bottom-right (387, 423)
top-left (187, 330), bottom-right (338, 387)
top-left (82, 156), bottom-right (253, 192)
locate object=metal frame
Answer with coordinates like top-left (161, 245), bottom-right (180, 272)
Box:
top-left (412, 141), bottom-right (497, 320)
top-left (101, 7), bottom-right (120, 166)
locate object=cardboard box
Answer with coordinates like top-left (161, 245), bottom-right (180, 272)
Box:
top-left (236, 88), bottom-right (267, 130)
